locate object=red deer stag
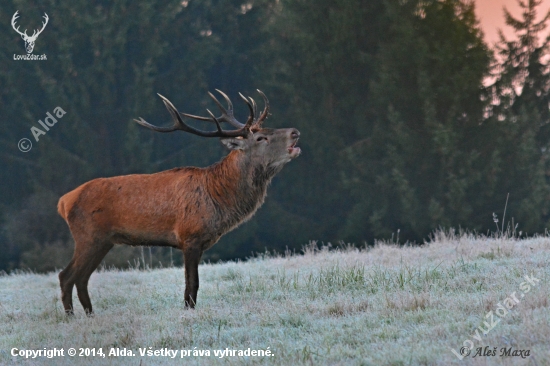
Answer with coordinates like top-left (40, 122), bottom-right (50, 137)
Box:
top-left (57, 90), bottom-right (300, 314)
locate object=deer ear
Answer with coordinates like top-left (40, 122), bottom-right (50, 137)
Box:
top-left (220, 137), bottom-right (246, 150)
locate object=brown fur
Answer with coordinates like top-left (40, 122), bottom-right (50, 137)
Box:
top-left (58, 126), bottom-right (300, 314)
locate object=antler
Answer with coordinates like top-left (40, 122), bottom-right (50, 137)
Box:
top-left (11, 11), bottom-right (49, 40)
top-left (11, 11), bottom-right (27, 37)
top-left (180, 89), bottom-right (270, 130)
top-left (255, 89), bottom-right (270, 127)
top-left (134, 93), bottom-right (256, 137)
top-left (29, 13), bottom-right (49, 40)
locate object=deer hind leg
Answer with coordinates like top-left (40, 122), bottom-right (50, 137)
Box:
top-left (60, 238), bottom-right (113, 315)
top-left (75, 241), bottom-right (114, 315)
top-left (183, 245), bottom-right (203, 309)
top-left (59, 258), bottom-right (77, 314)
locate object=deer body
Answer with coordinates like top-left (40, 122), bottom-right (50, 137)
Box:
top-left (58, 90), bottom-right (300, 314)
top-left (59, 151), bottom-right (276, 251)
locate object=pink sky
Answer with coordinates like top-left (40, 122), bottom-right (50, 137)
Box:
top-left (476, 0), bottom-right (550, 46)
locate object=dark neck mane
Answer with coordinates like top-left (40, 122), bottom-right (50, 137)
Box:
top-left (205, 150), bottom-right (278, 231)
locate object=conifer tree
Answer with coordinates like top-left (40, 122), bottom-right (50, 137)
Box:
top-left (341, 0), bottom-right (491, 241)
top-left (489, 0), bottom-right (550, 232)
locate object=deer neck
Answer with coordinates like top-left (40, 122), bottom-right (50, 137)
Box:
top-left (206, 150), bottom-right (277, 228)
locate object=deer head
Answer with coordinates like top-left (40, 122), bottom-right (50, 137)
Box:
top-left (12, 11), bottom-right (49, 54)
top-left (135, 90), bottom-right (301, 170)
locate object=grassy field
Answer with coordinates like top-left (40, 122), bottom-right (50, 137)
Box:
top-left (0, 232), bottom-right (549, 365)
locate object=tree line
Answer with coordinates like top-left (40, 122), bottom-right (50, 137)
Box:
top-left (0, 0), bottom-right (549, 272)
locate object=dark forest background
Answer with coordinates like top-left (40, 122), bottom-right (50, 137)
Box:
top-left (1, 0), bottom-right (549, 272)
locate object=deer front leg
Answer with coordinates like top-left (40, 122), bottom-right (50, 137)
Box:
top-left (183, 245), bottom-right (203, 309)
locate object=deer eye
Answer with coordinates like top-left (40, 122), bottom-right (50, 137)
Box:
top-left (256, 136), bottom-right (267, 142)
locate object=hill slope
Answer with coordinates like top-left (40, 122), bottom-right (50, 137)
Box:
top-left (1, 233), bottom-right (549, 365)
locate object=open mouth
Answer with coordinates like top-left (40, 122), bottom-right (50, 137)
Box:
top-left (288, 139), bottom-right (301, 156)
